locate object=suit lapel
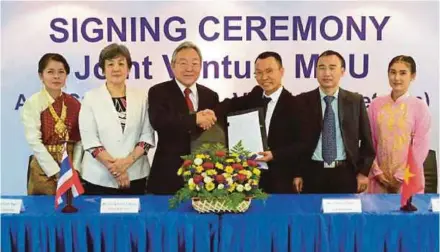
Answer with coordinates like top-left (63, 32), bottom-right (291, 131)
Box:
top-left (311, 88), bottom-right (323, 130)
top-left (338, 88), bottom-right (347, 144)
top-left (196, 84), bottom-right (206, 111)
top-left (99, 84), bottom-right (124, 137)
top-left (170, 79), bottom-right (190, 114)
top-left (123, 87), bottom-right (134, 136)
top-left (267, 88), bottom-right (285, 135)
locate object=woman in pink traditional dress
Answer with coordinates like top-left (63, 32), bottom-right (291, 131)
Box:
top-left (21, 53), bottom-right (82, 195)
top-left (367, 55), bottom-right (431, 193)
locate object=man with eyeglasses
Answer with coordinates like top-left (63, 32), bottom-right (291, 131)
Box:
top-left (292, 50), bottom-right (375, 194)
top-left (216, 51), bottom-right (300, 193)
top-left (147, 41), bottom-right (219, 194)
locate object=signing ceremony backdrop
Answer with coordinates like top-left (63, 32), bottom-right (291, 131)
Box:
top-left (1, 1), bottom-right (439, 195)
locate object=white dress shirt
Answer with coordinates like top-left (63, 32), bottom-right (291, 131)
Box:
top-left (176, 79), bottom-right (199, 111)
top-left (262, 86), bottom-right (283, 136)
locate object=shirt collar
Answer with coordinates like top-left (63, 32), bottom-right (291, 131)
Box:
top-left (175, 78), bottom-right (198, 96)
top-left (262, 86), bottom-right (283, 103)
top-left (389, 91), bottom-right (410, 102)
top-left (319, 87), bottom-right (339, 100)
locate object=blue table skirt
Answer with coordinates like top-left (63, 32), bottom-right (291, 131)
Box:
top-left (1, 194), bottom-right (439, 252)
top-left (1, 196), bottom-right (219, 252)
top-left (220, 194), bottom-right (439, 252)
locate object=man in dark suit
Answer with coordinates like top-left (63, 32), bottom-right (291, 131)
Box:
top-left (147, 41), bottom-right (219, 194)
top-left (216, 52), bottom-right (299, 193)
top-left (293, 50), bottom-right (375, 194)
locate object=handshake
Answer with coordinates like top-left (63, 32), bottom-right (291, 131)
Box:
top-left (196, 109), bottom-right (217, 130)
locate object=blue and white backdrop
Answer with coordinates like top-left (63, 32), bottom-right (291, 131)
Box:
top-left (1, 1), bottom-right (438, 195)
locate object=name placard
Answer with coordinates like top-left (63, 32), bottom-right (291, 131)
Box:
top-left (322, 198), bottom-right (362, 213)
top-left (1, 199), bottom-right (23, 214)
top-left (100, 198), bottom-right (140, 213)
top-left (431, 198), bottom-right (440, 212)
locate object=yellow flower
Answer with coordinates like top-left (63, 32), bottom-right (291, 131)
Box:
top-left (222, 173), bottom-right (231, 178)
top-left (226, 159), bottom-right (235, 163)
top-left (188, 178), bottom-right (195, 185)
top-left (177, 167), bottom-right (183, 176)
top-left (206, 169), bottom-right (217, 176)
top-left (183, 171), bottom-right (191, 176)
top-left (239, 170), bottom-right (247, 175)
top-left (196, 154), bottom-right (205, 159)
top-left (189, 183), bottom-right (196, 191)
top-left (252, 180), bottom-right (258, 185)
top-left (196, 166), bottom-right (204, 173)
top-left (243, 161), bottom-right (248, 167)
top-left (204, 154), bottom-right (211, 159)
top-left (225, 166), bottom-right (234, 174)
top-left (253, 168), bottom-right (261, 176)
top-left (205, 182), bottom-right (215, 191)
top-left (231, 153), bottom-right (239, 157)
top-left (215, 162), bottom-right (224, 170)
top-left (236, 159), bottom-right (241, 163)
top-left (228, 183), bottom-right (236, 192)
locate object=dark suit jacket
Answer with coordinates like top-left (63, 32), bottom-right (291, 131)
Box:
top-left (294, 87), bottom-right (375, 178)
top-left (147, 79), bottom-right (219, 194)
top-left (216, 86), bottom-right (300, 193)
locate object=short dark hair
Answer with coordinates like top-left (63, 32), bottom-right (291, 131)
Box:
top-left (255, 51), bottom-right (283, 68)
top-left (98, 43), bottom-right (132, 72)
top-left (317, 50), bottom-right (346, 69)
top-left (38, 53), bottom-right (70, 75)
top-left (388, 55), bottom-right (416, 74)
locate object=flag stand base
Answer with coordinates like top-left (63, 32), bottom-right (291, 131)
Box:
top-left (62, 204), bottom-right (78, 213)
top-left (61, 190), bottom-right (78, 213)
top-left (400, 197), bottom-right (417, 212)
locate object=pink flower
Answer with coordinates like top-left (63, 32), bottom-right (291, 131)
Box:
top-left (247, 160), bottom-right (257, 167)
top-left (193, 175), bottom-right (203, 184)
top-left (237, 174), bottom-right (246, 182)
top-left (183, 160), bottom-right (192, 167)
top-left (232, 163), bottom-right (243, 170)
top-left (215, 175), bottom-right (225, 183)
top-left (202, 162), bottom-right (214, 169)
top-left (215, 151), bottom-right (226, 157)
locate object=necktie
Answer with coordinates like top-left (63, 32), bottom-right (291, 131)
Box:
top-left (184, 88), bottom-right (195, 113)
top-left (262, 96), bottom-right (272, 119)
top-left (322, 96), bottom-right (337, 164)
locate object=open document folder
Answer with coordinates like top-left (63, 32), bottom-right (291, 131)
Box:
top-left (227, 108), bottom-right (269, 169)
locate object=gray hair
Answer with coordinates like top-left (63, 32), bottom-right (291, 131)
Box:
top-left (171, 41), bottom-right (202, 65)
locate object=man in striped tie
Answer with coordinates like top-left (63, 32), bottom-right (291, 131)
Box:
top-left (292, 50), bottom-right (375, 194)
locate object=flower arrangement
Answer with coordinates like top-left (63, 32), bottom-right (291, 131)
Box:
top-left (169, 141), bottom-right (268, 212)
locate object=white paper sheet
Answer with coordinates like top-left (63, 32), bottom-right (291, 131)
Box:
top-left (227, 110), bottom-right (268, 169)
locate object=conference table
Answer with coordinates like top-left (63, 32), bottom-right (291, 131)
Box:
top-left (1, 194), bottom-right (438, 252)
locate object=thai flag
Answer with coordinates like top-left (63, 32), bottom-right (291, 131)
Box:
top-left (55, 145), bottom-right (84, 208)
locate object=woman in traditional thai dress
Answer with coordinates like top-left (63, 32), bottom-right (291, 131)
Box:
top-left (367, 55), bottom-right (431, 193)
top-left (22, 53), bottom-right (82, 195)
top-left (79, 43), bottom-right (155, 195)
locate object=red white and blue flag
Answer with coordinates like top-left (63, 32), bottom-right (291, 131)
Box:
top-left (55, 145), bottom-right (84, 208)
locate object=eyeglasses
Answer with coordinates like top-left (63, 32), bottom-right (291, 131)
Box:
top-left (254, 68), bottom-right (278, 78)
top-left (176, 61), bottom-right (201, 69)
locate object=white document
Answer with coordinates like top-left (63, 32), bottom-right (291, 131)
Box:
top-left (430, 198), bottom-right (440, 212)
top-left (1, 199), bottom-right (23, 214)
top-left (322, 198), bottom-right (362, 213)
top-left (227, 110), bottom-right (268, 169)
top-left (100, 198), bottom-right (140, 213)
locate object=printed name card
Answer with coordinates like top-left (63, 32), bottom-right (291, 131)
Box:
top-left (100, 198), bottom-right (140, 213)
top-left (1, 199), bottom-right (23, 214)
top-left (431, 198), bottom-right (440, 212)
top-left (322, 198), bottom-right (362, 213)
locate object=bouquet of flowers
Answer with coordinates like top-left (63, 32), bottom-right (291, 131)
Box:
top-left (169, 141), bottom-right (268, 213)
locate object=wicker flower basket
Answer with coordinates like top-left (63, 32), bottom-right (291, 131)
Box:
top-left (191, 197), bottom-right (252, 213)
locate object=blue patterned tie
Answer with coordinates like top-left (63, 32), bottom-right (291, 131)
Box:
top-left (322, 96), bottom-right (336, 164)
